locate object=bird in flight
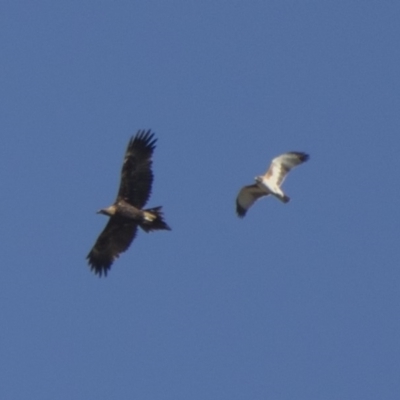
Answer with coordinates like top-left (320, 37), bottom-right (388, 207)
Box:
top-left (236, 152), bottom-right (309, 217)
top-left (87, 130), bottom-right (171, 276)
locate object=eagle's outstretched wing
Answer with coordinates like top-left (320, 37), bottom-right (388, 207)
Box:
top-left (264, 152), bottom-right (309, 187)
top-left (117, 130), bottom-right (157, 209)
top-left (236, 184), bottom-right (268, 217)
top-left (87, 218), bottom-right (138, 277)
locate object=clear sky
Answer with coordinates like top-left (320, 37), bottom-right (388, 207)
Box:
top-left (1, 1), bottom-right (399, 399)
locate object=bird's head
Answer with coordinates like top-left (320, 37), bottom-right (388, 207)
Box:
top-left (96, 205), bottom-right (117, 216)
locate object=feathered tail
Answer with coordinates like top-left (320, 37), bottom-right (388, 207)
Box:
top-left (140, 206), bottom-right (171, 232)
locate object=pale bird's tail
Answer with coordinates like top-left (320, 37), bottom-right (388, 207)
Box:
top-left (141, 206), bottom-right (171, 232)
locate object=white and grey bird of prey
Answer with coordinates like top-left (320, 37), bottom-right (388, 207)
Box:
top-left (236, 152), bottom-right (309, 217)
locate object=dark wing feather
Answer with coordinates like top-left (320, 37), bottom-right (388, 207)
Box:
top-left (87, 217), bottom-right (138, 277)
top-left (117, 130), bottom-right (157, 209)
top-left (236, 184), bottom-right (268, 217)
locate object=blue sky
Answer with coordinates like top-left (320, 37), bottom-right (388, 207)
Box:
top-left (1, 1), bottom-right (399, 399)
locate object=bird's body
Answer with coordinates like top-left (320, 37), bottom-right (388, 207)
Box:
top-left (254, 176), bottom-right (289, 203)
top-left (99, 200), bottom-right (159, 223)
top-left (236, 151), bottom-right (309, 217)
top-left (87, 130), bottom-right (171, 276)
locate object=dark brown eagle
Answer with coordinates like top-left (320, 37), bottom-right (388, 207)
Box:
top-left (87, 130), bottom-right (171, 276)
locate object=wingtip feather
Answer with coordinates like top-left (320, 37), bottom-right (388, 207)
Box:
top-left (288, 151), bottom-right (309, 162)
top-left (236, 202), bottom-right (247, 218)
top-left (128, 129), bottom-right (157, 153)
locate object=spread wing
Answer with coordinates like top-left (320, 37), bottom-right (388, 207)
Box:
top-left (236, 184), bottom-right (268, 217)
top-left (263, 152), bottom-right (309, 187)
top-left (117, 130), bottom-right (157, 209)
top-left (87, 217), bottom-right (138, 277)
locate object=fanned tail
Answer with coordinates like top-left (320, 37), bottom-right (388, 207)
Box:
top-left (140, 206), bottom-right (171, 232)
